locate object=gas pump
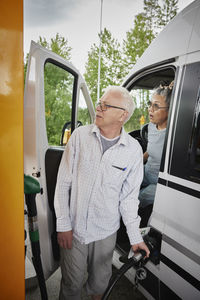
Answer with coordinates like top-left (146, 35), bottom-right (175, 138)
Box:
top-left (24, 175), bottom-right (48, 300)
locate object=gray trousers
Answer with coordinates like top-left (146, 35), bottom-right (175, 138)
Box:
top-left (59, 232), bottom-right (117, 300)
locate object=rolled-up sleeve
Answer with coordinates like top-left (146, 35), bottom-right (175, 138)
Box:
top-left (119, 145), bottom-right (143, 245)
top-left (54, 133), bottom-right (75, 232)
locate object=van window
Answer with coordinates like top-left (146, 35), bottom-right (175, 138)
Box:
top-left (77, 88), bottom-right (91, 126)
top-left (44, 61), bottom-right (75, 146)
top-left (125, 88), bottom-right (151, 132)
top-left (189, 97), bottom-right (200, 180)
top-left (170, 62), bottom-right (200, 183)
top-left (127, 67), bottom-right (175, 134)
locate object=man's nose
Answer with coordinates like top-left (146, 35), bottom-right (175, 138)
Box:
top-left (148, 105), bottom-right (153, 112)
top-left (96, 104), bottom-right (102, 111)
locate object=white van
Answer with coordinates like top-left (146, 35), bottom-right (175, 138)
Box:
top-left (24, 0), bottom-right (200, 298)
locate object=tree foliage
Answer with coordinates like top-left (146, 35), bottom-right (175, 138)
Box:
top-left (39, 34), bottom-right (73, 145)
top-left (24, 34), bottom-right (74, 145)
top-left (44, 62), bottom-right (74, 145)
top-left (123, 0), bottom-right (177, 73)
top-left (38, 33), bottom-right (72, 60)
top-left (119, 0), bottom-right (178, 129)
top-left (123, 12), bottom-right (155, 71)
top-left (158, 0), bottom-right (178, 27)
top-left (143, 0), bottom-right (160, 33)
top-left (84, 28), bottom-right (126, 105)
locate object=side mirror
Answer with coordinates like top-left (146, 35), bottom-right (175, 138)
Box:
top-left (60, 121), bottom-right (83, 146)
top-left (60, 121), bottom-right (71, 146)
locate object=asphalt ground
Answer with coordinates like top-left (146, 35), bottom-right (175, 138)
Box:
top-left (25, 266), bottom-right (146, 300)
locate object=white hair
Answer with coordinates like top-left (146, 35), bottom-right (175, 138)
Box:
top-left (103, 86), bottom-right (135, 123)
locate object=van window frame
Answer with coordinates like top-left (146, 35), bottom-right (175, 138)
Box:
top-left (169, 62), bottom-right (200, 183)
top-left (125, 64), bottom-right (176, 171)
top-left (159, 67), bottom-right (179, 172)
top-left (44, 58), bottom-right (79, 137)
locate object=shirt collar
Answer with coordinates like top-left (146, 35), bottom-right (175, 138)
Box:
top-left (92, 124), bottom-right (128, 146)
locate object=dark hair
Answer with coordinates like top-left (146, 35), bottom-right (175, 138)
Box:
top-left (153, 80), bottom-right (174, 107)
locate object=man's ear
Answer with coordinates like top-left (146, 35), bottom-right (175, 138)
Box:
top-left (120, 110), bottom-right (128, 123)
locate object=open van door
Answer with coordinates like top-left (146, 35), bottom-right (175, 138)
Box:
top-left (24, 41), bottom-right (95, 283)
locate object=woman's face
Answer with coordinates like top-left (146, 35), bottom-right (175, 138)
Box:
top-left (148, 94), bottom-right (169, 129)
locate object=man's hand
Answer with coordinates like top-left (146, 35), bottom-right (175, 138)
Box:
top-left (132, 241), bottom-right (150, 258)
top-left (57, 230), bottom-right (73, 249)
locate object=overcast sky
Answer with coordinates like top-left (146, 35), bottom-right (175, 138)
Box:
top-left (24, 0), bottom-right (194, 74)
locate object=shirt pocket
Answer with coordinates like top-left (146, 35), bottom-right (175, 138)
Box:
top-left (103, 162), bottom-right (127, 186)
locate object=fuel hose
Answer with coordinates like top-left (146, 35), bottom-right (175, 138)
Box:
top-left (102, 250), bottom-right (147, 300)
top-left (24, 174), bottom-right (48, 300)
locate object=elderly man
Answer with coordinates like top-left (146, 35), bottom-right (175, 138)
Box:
top-left (54, 86), bottom-right (150, 300)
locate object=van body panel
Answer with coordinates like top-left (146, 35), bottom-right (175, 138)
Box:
top-left (159, 260), bottom-right (200, 299)
top-left (188, 5), bottom-right (200, 54)
top-left (162, 240), bottom-right (200, 280)
top-left (152, 184), bottom-right (200, 255)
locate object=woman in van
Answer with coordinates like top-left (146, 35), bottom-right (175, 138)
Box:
top-left (139, 81), bottom-right (173, 225)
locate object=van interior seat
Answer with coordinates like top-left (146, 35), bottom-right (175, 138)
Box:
top-left (45, 148), bottom-right (63, 261)
top-left (129, 124), bottom-right (153, 227)
top-left (128, 123), bottom-right (148, 153)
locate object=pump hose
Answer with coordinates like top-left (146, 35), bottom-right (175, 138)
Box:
top-left (102, 251), bottom-right (146, 300)
top-left (24, 175), bottom-right (48, 300)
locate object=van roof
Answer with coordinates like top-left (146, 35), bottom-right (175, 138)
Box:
top-left (124, 0), bottom-right (200, 84)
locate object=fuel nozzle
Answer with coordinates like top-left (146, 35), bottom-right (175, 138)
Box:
top-left (102, 230), bottom-right (160, 300)
top-left (128, 248), bottom-right (147, 262)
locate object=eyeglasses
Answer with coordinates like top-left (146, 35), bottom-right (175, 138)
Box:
top-left (96, 102), bottom-right (126, 111)
top-left (148, 101), bottom-right (169, 111)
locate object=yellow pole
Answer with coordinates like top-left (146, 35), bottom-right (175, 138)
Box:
top-left (0, 0), bottom-right (24, 299)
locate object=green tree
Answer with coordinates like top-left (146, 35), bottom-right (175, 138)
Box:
top-left (123, 0), bottom-right (178, 131)
top-left (84, 28), bottom-right (125, 104)
top-left (24, 33), bottom-right (72, 79)
top-left (143, 0), bottom-right (160, 34)
top-left (24, 34), bottom-right (74, 145)
top-left (44, 62), bottom-right (74, 145)
top-left (122, 10), bottom-right (155, 129)
top-left (38, 33), bottom-right (72, 60)
top-left (158, 0), bottom-right (178, 27)
top-left (39, 34), bottom-right (74, 145)
top-left (123, 12), bottom-right (155, 72)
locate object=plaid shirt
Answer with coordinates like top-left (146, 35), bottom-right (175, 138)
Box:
top-left (54, 124), bottom-right (143, 245)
